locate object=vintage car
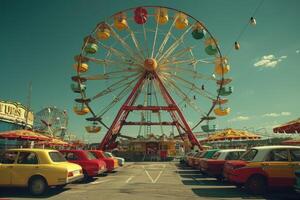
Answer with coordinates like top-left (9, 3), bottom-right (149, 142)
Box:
top-left (89, 150), bottom-right (118, 172)
top-left (0, 148), bottom-right (83, 195)
top-left (200, 149), bottom-right (245, 179)
top-left (197, 149), bottom-right (220, 171)
top-left (295, 170), bottom-right (300, 193)
top-left (223, 145), bottom-right (300, 194)
top-left (187, 152), bottom-right (202, 167)
top-left (105, 152), bottom-right (125, 166)
top-left (60, 150), bottom-right (106, 180)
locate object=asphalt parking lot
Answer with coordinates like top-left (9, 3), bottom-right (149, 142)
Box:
top-left (0, 162), bottom-right (299, 200)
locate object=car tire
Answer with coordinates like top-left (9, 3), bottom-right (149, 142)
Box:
top-left (83, 170), bottom-right (92, 182)
top-left (245, 175), bottom-right (267, 195)
top-left (28, 176), bottom-right (48, 196)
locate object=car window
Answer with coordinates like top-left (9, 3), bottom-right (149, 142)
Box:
top-left (265, 149), bottom-right (289, 162)
top-left (226, 151), bottom-right (244, 160)
top-left (67, 152), bottom-right (79, 161)
top-left (49, 152), bottom-right (66, 162)
top-left (240, 149), bottom-right (257, 161)
top-left (105, 152), bottom-right (113, 158)
top-left (290, 149), bottom-right (300, 161)
top-left (1, 151), bottom-right (18, 164)
top-left (86, 151), bottom-right (96, 160)
top-left (90, 151), bottom-right (98, 158)
top-left (212, 152), bottom-right (221, 159)
top-left (17, 152), bottom-right (38, 164)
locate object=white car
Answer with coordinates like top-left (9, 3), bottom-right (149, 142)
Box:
top-left (105, 152), bottom-right (125, 166)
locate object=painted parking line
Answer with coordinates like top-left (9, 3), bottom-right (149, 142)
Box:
top-left (143, 164), bottom-right (166, 183)
top-left (89, 179), bottom-right (112, 185)
top-left (126, 176), bottom-right (135, 183)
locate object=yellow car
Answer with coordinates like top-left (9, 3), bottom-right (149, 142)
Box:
top-left (0, 148), bottom-right (83, 195)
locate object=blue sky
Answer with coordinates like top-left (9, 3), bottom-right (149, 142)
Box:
top-left (1, 0), bottom-right (299, 142)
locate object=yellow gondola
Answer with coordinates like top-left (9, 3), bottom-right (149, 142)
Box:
top-left (73, 63), bottom-right (88, 73)
top-left (96, 23), bottom-right (111, 40)
top-left (214, 107), bottom-right (231, 116)
top-left (175, 13), bottom-right (188, 30)
top-left (73, 104), bottom-right (89, 115)
top-left (114, 13), bottom-right (128, 31)
top-left (85, 125), bottom-right (101, 133)
top-left (215, 64), bottom-right (230, 75)
top-left (155, 8), bottom-right (168, 25)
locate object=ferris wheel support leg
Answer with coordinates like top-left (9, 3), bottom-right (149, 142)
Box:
top-left (152, 71), bottom-right (203, 150)
top-left (99, 73), bottom-right (147, 150)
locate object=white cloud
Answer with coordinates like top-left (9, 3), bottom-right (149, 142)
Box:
top-left (254, 54), bottom-right (287, 68)
top-left (263, 113), bottom-right (280, 117)
top-left (296, 50), bottom-right (300, 54)
top-left (263, 112), bottom-right (291, 117)
top-left (281, 112), bottom-right (291, 116)
top-left (228, 116), bottom-right (250, 122)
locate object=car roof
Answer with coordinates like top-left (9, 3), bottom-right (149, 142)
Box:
top-left (252, 145), bottom-right (300, 150)
top-left (59, 149), bottom-right (86, 152)
top-left (6, 148), bottom-right (58, 153)
top-left (218, 149), bottom-right (246, 153)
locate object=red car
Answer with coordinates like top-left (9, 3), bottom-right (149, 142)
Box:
top-left (200, 149), bottom-right (245, 179)
top-left (60, 150), bottom-right (106, 180)
top-left (88, 150), bottom-right (117, 172)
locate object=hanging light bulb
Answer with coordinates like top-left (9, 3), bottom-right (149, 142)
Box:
top-left (193, 95), bottom-right (196, 100)
top-left (234, 41), bottom-right (240, 50)
top-left (201, 84), bottom-right (205, 90)
top-left (250, 17), bottom-right (256, 26)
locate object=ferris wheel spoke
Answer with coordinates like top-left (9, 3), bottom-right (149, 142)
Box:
top-left (151, 15), bottom-right (160, 58)
top-left (154, 15), bottom-right (178, 59)
top-left (86, 56), bottom-right (143, 69)
top-left (91, 74), bottom-right (140, 100)
top-left (159, 46), bottom-right (194, 64)
top-left (126, 26), bottom-right (145, 59)
top-left (84, 70), bottom-right (141, 80)
top-left (160, 67), bottom-right (216, 81)
top-left (106, 24), bottom-right (144, 62)
top-left (161, 72), bottom-right (216, 100)
top-left (142, 20), bottom-right (150, 58)
top-left (161, 77), bottom-right (205, 114)
top-left (98, 42), bottom-right (135, 63)
top-left (98, 79), bottom-right (137, 116)
top-left (157, 25), bottom-right (193, 63)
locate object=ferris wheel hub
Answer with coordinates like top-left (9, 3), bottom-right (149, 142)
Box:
top-left (144, 58), bottom-right (158, 71)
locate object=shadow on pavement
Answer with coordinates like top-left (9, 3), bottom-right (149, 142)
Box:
top-left (0, 187), bottom-right (69, 199)
top-left (191, 188), bottom-right (258, 199)
top-left (192, 187), bottom-right (300, 200)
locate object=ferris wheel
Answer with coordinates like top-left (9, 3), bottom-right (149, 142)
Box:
top-left (71, 6), bottom-right (233, 150)
top-left (34, 107), bottom-right (68, 138)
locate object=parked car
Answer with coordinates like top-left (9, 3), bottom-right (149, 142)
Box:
top-left (187, 152), bottom-right (202, 167)
top-left (105, 152), bottom-right (125, 166)
top-left (223, 145), bottom-right (300, 194)
top-left (89, 150), bottom-right (118, 172)
top-left (197, 149), bottom-right (220, 171)
top-left (180, 152), bottom-right (194, 165)
top-left (295, 170), bottom-right (300, 193)
top-left (0, 148), bottom-right (83, 195)
top-left (60, 150), bottom-right (106, 180)
top-left (200, 149), bottom-right (245, 179)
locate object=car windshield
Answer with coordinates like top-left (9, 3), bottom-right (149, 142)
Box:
top-left (105, 152), bottom-right (113, 157)
top-left (49, 152), bottom-right (67, 162)
top-left (86, 151), bottom-right (97, 160)
top-left (240, 149), bottom-right (257, 161)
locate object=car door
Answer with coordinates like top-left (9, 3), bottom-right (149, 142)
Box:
top-left (289, 148), bottom-right (300, 178)
top-left (263, 149), bottom-right (293, 187)
top-left (11, 152), bottom-right (40, 186)
top-left (0, 151), bottom-right (18, 185)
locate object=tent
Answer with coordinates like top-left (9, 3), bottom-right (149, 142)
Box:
top-left (200, 128), bottom-right (261, 143)
top-left (273, 118), bottom-right (300, 133)
top-left (0, 129), bottom-right (50, 141)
